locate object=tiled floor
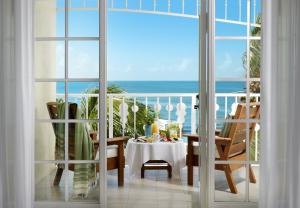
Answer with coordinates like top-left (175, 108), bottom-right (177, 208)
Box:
top-left (107, 166), bottom-right (259, 207)
top-left (107, 167), bottom-right (199, 208)
top-left (35, 165), bottom-right (259, 207)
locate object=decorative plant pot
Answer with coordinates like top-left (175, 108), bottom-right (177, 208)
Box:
top-left (144, 124), bottom-right (152, 137)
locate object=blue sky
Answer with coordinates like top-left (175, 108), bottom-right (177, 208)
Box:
top-left (52, 0), bottom-right (261, 80)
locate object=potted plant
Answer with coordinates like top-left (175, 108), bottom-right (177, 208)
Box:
top-left (144, 110), bottom-right (155, 137)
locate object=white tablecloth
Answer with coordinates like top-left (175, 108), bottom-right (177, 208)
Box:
top-left (125, 139), bottom-right (187, 178)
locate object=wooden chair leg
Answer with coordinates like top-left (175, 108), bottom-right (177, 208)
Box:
top-left (118, 165), bottom-right (124, 186)
top-left (187, 138), bottom-right (194, 186)
top-left (249, 166), bottom-right (256, 183)
top-left (187, 163), bottom-right (193, 186)
top-left (224, 167), bottom-right (238, 194)
top-left (53, 168), bottom-right (63, 186)
top-left (117, 143), bottom-right (125, 186)
top-left (168, 164), bottom-right (172, 178)
top-left (141, 165), bottom-right (145, 178)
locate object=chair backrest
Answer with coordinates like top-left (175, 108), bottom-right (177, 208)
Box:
top-left (227, 103), bottom-right (260, 158)
top-left (47, 102), bottom-right (77, 160)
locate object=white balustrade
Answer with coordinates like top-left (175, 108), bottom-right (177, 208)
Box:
top-left (56, 92), bottom-right (261, 158)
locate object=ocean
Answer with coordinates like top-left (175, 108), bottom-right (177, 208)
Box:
top-left (58, 81), bottom-right (246, 132)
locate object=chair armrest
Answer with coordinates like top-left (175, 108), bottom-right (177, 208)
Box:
top-left (215, 129), bottom-right (221, 136)
top-left (215, 136), bottom-right (231, 146)
top-left (107, 136), bottom-right (130, 145)
top-left (184, 134), bottom-right (199, 142)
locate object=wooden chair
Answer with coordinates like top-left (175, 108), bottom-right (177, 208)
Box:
top-left (186, 103), bottom-right (260, 194)
top-left (47, 102), bottom-right (128, 187)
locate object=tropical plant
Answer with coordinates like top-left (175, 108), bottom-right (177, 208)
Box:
top-left (144, 109), bottom-right (155, 125)
top-left (243, 15), bottom-right (261, 93)
top-left (241, 15), bottom-right (261, 159)
top-left (79, 85), bottom-right (155, 137)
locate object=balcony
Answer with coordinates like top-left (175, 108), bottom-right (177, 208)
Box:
top-left (35, 91), bottom-right (260, 204)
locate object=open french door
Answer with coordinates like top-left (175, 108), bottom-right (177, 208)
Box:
top-left (200, 0), bottom-right (261, 207)
top-left (33, 0), bottom-right (107, 207)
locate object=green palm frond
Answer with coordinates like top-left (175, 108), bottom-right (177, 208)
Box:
top-left (79, 85), bottom-right (155, 137)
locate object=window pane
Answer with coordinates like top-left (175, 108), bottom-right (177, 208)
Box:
top-left (68, 82), bottom-right (99, 119)
top-left (35, 0), bottom-right (65, 37)
top-left (249, 40), bottom-right (261, 78)
top-left (216, 22), bottom-right (247, 37)
top-left (249, 164), bottom-right (259, 202)
top-left (215, 40), bottom-right (247, 79)
top-left (68, 41), bottom-right (99, 78)
top-left (214, 164), bottom-right (246, 201)
top-left (68, 0), bottom-right (99, 37)
top-left (216, 0), bottom-right (247, 22)
top-left (68, 163), bottom-right (100, 202)
top-left (35, 41), bottom-right (65, 79)
top-left (215, 84), bottom-right (246, 120)
top-left (68, 123), bottom-right (99, 160)
top-left (35, 122), bottom-right (65, 161)
top-left (35, 163), bottom-right (65, 201)
top-left (249, 122), bottom-right (260, 162)
top-left (35, 82), bottom-right (65, 119)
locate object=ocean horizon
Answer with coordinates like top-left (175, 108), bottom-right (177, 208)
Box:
top-left (58, 80), bottom-right (246, 94)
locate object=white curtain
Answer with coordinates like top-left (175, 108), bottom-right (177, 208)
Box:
top-left (260, 0), bottom-right (300, 208)
top-left (0, 0), bottom-right (34, 208)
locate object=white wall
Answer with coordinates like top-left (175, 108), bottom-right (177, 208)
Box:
top-left (34, 0), bottom-right (58, 184)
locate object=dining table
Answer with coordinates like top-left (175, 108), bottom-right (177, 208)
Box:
top-left (125, 138), bottom-right (187, 178)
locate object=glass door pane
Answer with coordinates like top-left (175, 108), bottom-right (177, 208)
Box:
top-left (34, 0), bottom-right (106, 206)
top-left (208, 0), bottom-right (261, 206)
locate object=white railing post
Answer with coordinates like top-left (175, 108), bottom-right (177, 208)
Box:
top-left (133, 97), bottom-right (137, 137)
top-left (254, 124), bottom-right (260, 161)
top-left (168, 96), bottom-right (171, 123)
top-left (255, 130), bottom-right (258, 161)
top-left (122, 97), bottom-right (125, 136)
top-left (224, 96), bottom-right (228, 117)
top-left (109, 95), bottom-right (113, 138)
top-left (191, 95), bottom-right (197, 134)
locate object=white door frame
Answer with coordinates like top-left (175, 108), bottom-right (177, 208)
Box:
top-left (199, 0), bottom-right (208, 208)
top-left (205, 0), bottom-right (260, 207)
top-left (99, 0), bottom-right (107, 207)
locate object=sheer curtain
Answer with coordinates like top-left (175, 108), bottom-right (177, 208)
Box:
top-left (0, 0), bottom-right (34, 208)
top-left (260, 0), bottom-right (300, 208)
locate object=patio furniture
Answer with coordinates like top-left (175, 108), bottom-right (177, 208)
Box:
top-left (141, 160), bottom-right (172, 178)
top-left (186, 103), bottom-right (260, 194)
top-left (47, 102), bottom-right (128, 187)
top-left (126, 138), bottom-right (186, 178)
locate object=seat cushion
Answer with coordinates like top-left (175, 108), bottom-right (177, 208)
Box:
top-left (219, 115), bottom-right (235, 137)
top-left (188, 142), bottom-right (220, 158)
top-left (95, 145), bottom-right (119, 160)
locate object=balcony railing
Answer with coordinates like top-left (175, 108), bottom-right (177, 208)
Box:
top-left (57, 92), bottom-right (261, 160)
